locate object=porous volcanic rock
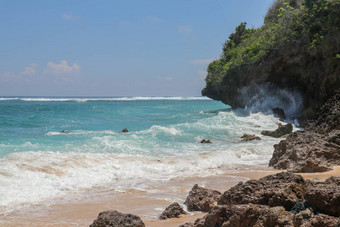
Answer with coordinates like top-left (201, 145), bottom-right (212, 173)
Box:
top-left (241, 133), bottom-right (261, 141)
top-left (184, 184), bottom-right (221, 212)
top-left (218, 172), bottom-right (306, 210)
top-left (270, 91), bottom-right (340, 172)
top-left (305, 176), bottom-right (340, 217)
top-left (90, 210), bottom-right (145, 227)
top-left (188, 205), bottom-right (340, 227)
top-left (261, 123), bottom-right (293, 138)
top-left (193, 204), bottom-right (295, 227)
top-left (159, 202), bottom-right (187, 220)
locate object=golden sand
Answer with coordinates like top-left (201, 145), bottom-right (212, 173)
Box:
top-left (0, 166), bottom-right (339, 227)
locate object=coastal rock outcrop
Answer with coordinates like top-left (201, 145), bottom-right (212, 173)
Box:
top-left (159, 202), bottom-right (187, 220)
top-left (272, 107), bottom-right (286, 121)
top-left (269, 91), bottom-right (340, 172)
top-left (200, 139), bottom-right (212, 144)
top-left (90, 210), bottom-right (145, 227)
top-left (241, 134), bottom-right (261, 141)
top-left (305, 176), bottom-right (340, 217)
top-left (189, 204), bottom-right (340, 227)
top-left (184, 184), bottom-right (221, 212)
top-left (261, 123), bottom-right (293, 138)
top-left (218, 172), bottom-right (306, 210)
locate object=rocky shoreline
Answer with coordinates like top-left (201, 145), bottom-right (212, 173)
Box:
top-left (88, 90), bottom-right (339, 226)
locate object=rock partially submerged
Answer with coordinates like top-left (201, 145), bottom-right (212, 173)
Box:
top-left (218, 172), bottom-right (306, 210)
top-left (272, 107), bottom-right (286, 121)
top-left (159, 202), bottom-right (187, 220)
top-left (270, 91), bottom-right (340, 172)
top-left (184, 184), bottom-right (221, 212)
top-left (121, 128), bottom-right (129, 133)
top-left (90, 210), bottom-right (145, 227)
top-left (200, 139), bottom-right (212, 144)
top-left (261, 123), bottom-right (293, 138)
top-left (241, 133), bottom-right (261, 141)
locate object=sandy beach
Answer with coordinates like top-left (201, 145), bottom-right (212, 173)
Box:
top-left (1, 165), bottom-right (339, 227)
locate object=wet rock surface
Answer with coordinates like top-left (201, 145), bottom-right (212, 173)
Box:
top-left (218, 172), bottom-right (306, 210)
top-left (90, 210), bottom-right (145, 227)
top-left (184, 184), bottom-right (221, 212)
top-left (261, 123), bottom-right (293, 138)
top-left (270, 91), bottom-right (340, 172)
top-left (272, 107), bottom-right (286, 121)
top-left (200, 139), bottom-right (212, 144)
top-left (241, 133), bottom-right (261, 141)
top-left (159, 202), bottom-right (187, 220)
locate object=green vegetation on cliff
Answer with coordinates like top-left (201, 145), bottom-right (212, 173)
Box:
top-left (203, 0), bottom-right (340, 123)
top-left (205, 0), bottom-right (340, 84)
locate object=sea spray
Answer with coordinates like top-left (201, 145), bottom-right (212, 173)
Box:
top-left (0, 98), bottom-right (288, 214)
top-left (239, 83), bottom-right (304, 121)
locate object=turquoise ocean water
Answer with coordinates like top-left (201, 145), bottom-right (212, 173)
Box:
top-left (0, 96), bottom-right (289, 213)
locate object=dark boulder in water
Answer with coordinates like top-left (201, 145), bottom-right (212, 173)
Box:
top-left (121, 128), bottom-right (129, 133)
top-left (241, 134), bottom-right (261, 141)
top-left (60, 130), bottom-right (71, 134)
top-left (200, 139), bottom-right (212, 144)
top-left (261, 123), bottom-right (293, 138)
top-left (184, 184), bottom-right (221, 212)
top-left (159, 202), bottom-right (187, 220)
top-left (90, 210), bottom-right (145, 227)
top-left (272, 107), bottom-right (286, 121)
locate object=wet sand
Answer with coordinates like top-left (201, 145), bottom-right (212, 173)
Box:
top-left (0, 166), bottom-right (339, 227)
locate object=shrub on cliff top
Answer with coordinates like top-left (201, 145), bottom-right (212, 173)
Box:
top-left (205, 0), bottom-right (340, 85)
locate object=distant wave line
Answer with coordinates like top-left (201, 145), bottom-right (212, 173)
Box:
top-left (0, 97), bottom-right (212, 102)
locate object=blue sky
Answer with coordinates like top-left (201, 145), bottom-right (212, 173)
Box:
top-left (0, 0), bottom-right (274, 96)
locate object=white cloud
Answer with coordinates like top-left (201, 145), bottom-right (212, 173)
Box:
top-left (43, 60), bottom-right (80, 75)
top-left (20, 64), bottom-right (38, 76)
top-left (190, 59), bottom-right (215, 64)
top-left (62, 13), bottom-right (78, 20)
top-left (178, 25), bottom-right (193, 34)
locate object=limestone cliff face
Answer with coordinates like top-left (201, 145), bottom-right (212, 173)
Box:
top-left (202, 0), bottom-right (340, 124)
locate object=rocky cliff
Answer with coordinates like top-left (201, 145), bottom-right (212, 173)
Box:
top-left (202, 0), bottom-right (340, 124)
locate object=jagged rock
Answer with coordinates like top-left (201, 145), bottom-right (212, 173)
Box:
top-left (261, 123), bottom-right (293, 138)
top-left (159, 202), bottom-right (187, 220)
top-left (294, 209), bottom-right (340, 227)
top-left (270, 91), bottom-right (340, 172)
top-left (121, 128), bottom-right (129, 133)
top-left (184, 184), bottom-right (221, 212)
top-left (218, 172), bottom-right (306, 210)
top-left (189, 204), bottom-right (340, 227)
top-left (90, 210), bottom-right (145, 227)
top-left (269, 130), bottom-right (340, 172)
top-left (200, 139), bottom-right (211, 144)
top-left (273, 107), bottom-right (286, 121)
top-left (241, 133), bottom-right (261, 141)
top-left (306, 90), bottom-right (340, 134)
top-left (305, 176), bottom-right (340, 217)
top-left (193, 204), bottom-right (295, 227)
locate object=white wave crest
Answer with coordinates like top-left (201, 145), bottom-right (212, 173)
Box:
top-left (0, 97), bottom-right (211, 102)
